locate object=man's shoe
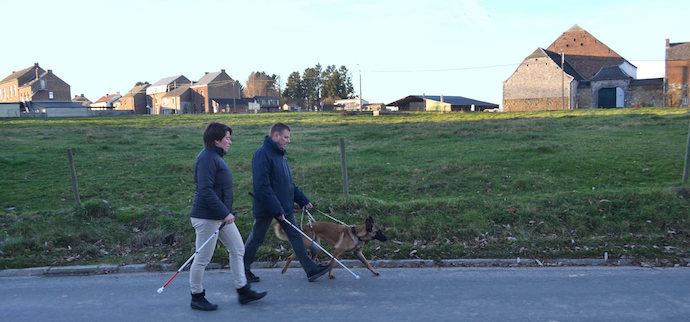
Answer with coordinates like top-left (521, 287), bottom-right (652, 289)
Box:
top-left (190, 290), bottom-right (218, 311)
top-left (245, 269), bottom-right (260, 283)
top-left (237, 284), bottom-right (267, 305)
top-left (307, 264), bottom-right (333, 282)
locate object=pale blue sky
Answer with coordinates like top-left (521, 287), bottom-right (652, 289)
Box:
top-left (2, 0), bottom-right (688, 108)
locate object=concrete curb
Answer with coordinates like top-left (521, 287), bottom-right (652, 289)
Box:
top-left (1, 258), bottom-right (664, 278)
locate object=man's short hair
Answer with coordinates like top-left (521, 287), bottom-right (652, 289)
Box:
top-left (203, 121), bottom-right (232, 148)
top-left (270, 122), bottom-right (290, 137)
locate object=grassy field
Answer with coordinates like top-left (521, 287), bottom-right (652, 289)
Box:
top-left (1, 108), bottom-right (689, 269)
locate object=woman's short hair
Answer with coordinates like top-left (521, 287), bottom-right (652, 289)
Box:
top-left (203, 121), bottom-right (232, 148)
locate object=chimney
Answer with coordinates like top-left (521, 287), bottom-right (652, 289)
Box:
top-left (441, 94), bottom-right (444, 103)
top-left (221, 69), bottom-right (225, 73)
top-left (667, 39), bottom-right (670, 48)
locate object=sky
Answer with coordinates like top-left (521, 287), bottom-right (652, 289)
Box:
top-left (2, 0), bottom-right (688, 108)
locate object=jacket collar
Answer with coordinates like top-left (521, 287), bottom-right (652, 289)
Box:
top-left (210, 145), bottom-right (226, 157)
top-left (263, 135), bottom-right (286, 155)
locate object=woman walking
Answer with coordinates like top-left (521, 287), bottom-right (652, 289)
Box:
top-left (188, 121), bottom-right (266, 311)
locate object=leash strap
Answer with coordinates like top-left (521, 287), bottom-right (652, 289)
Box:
top-left (312, 208), bottom-right (349, 226)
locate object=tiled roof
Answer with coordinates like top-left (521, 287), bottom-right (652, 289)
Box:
top-left (667, 42), bottom-right (690, 60)
top-left (1, 65), bottom-right (35, 84)
top-left (197, 71), bottom-right (221, 85)
top-left (590, 65), bottom-right (632, 81)
top-left (93, 94), bottom-right (118, 104)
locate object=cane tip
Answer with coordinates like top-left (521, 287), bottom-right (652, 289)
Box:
top-left (157, 287), bottom-right (164, 293)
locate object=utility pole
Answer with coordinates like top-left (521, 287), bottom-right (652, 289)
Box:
top-left (356, 64), bottom-right (362, 111)
top-left (561, 53), bottom-right (565, 110)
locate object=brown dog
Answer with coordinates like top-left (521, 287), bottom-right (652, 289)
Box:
top-left (274, 216), bottom-right (388, 278)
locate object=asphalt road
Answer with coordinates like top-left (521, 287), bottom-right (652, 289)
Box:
top-left (1, 266), bottom-right (689, 322)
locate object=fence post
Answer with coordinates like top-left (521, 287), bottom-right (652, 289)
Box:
top-left (683, 122), bottom-right (690, 185)
top-left (67, 148), bottom-right (81, 205)
top-left (339, 137), bottom-right (349, 195)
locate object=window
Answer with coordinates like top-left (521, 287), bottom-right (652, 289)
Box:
top-left (49, 92), bottom-right (54, 100)
top-left (40, 79), bottom-right (47, 90)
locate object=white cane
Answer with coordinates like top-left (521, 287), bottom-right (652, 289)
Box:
top-left (282, 217), bottom-right (360, 279)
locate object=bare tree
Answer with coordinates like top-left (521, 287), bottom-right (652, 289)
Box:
top-left (243, 72), bottom-right (279, 98)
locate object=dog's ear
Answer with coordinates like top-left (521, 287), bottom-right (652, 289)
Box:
top-left (366, 216), bottom-right (373, 231)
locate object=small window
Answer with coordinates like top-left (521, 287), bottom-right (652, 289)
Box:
top-left (49, 92), bottom-right (54, 99)
top-left (40, 79), bottom-right (47, 90)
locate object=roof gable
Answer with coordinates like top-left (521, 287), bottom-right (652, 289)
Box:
top-left (525, 48), bottom-right (586, 81)
top-left (547, 24), bottom-right (621, 58)
top-left (1, 64), bottom-right (46, 85)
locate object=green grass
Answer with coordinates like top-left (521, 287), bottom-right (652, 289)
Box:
top-left (1, 108), bottom-right (689, 269)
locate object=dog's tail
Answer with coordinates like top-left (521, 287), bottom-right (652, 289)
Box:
top-left (273, 222), bottom-right (289, 241)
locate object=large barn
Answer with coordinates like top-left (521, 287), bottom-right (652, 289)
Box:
top-left (503, 25), bottom-right (664, 111)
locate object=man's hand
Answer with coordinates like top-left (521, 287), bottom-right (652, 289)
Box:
top-left (303, 202), bottom-right (313, 210)
top-left (276, 214), bottom-right (285, 221)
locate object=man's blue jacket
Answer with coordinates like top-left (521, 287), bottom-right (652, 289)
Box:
top-left (252, 136), bottom-right (309, 218)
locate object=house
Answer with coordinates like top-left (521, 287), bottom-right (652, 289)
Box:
top-left (160, 84), bottom-right (194, 114)
top-left (91, 92), bottom-right (122, 109)
top-left (72, 94), bottom-right (92, 107)
top-left (334, 98), bottom-right (369, 111)
top-left (113, 85), bottom-right (151, 114)
top-left (282, 103), bottom-right (301, 112)
top-left (503, 25), bottom-right (663, 111)
top-left (0, 63), bottom-right (72, 104)
top-left (191, 70), bottom-right (241, 114)
top-left (146, 75), bottom-right (192, 114)
top-left (387, 95), bottom-right (499, 112)
top-left (247, 96), bottom-right (280, 112)
top-left (363, 103), bottom-right (386, 111)
top-left (666, 39), bottom-right (690, 107)
top-left (212, 98), bottom-right (249, 114)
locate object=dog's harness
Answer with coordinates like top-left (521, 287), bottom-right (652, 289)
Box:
top-left (350, 226), bottom-right (363, 242)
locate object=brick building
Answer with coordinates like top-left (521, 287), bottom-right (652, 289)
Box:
top-left (146, 75), bottom-right (191, 114)
top-left (503, 25), bottom-right (663, 111)
top-left (666, 39), bottom-right (690, 107)
top-left (0, 63), bottom-right (72, 106)
top-left (191, 70), bottom-right (241, 114)
top-left (113, 84), bottom-right (151, 114)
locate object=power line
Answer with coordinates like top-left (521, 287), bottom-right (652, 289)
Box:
top-left (370, 63), bottom-right (520, 73)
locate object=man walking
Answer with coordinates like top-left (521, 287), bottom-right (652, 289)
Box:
top-left (244, 122), bottom-right (332, 282)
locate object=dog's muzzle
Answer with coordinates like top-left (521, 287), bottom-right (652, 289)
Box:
top-left (374, 231), bottom-right (388, 242)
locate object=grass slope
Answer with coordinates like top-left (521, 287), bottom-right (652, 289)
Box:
top-left (1, 108), bottom-right (689, 269)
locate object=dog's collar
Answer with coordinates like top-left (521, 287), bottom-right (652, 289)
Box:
top-left (350, 226), bottom-right (363, 242)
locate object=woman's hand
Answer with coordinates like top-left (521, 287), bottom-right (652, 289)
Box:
top-left (224, 213), bottom-right (235, 225)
